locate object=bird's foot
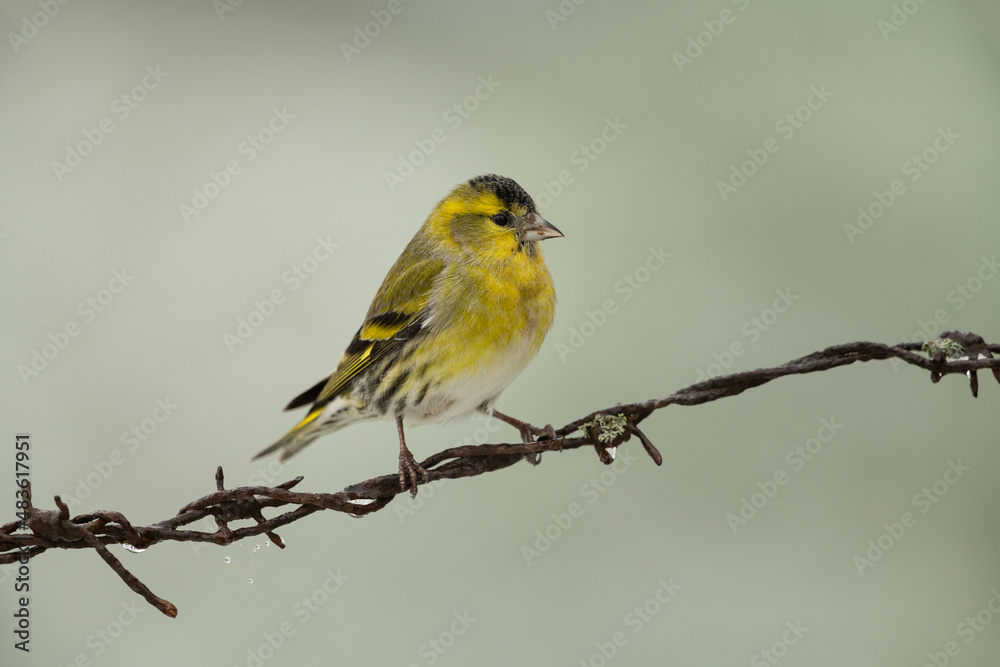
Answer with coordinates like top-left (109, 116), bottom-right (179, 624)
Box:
top-left (398, 447), bottom-right (429, 498)
top-left (522, 424), bottom-right (557, 465)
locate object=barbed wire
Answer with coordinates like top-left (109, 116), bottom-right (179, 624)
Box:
top-left (2, 332), bottom-right (997, 617)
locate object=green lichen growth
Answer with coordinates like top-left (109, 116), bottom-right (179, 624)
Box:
top-left (922, 338), bottom-right (966, 359)
top-left (584, 413), bottom-right (627, 444)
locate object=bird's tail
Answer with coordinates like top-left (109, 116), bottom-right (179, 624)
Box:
top-left (254, 397), bottom-right (362, 462)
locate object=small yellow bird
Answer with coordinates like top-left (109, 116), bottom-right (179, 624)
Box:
top-left (255, 174), bottom-right (563, 493)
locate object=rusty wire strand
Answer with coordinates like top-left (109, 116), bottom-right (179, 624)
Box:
top-left (2, 332), bottom-right (997, 617)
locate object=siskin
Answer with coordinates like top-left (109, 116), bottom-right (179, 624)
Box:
top-left (255, 174), bottom-right (563, 494)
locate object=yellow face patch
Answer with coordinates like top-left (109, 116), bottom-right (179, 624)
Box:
top-left (436, 185), bottom-right (531, 221)
top-left (437, 189), bottom-right (503, 220)
top-left (425, 181), bottom-right (535, 260)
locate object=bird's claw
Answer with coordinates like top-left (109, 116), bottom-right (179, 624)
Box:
top-left (522, 424), bottom-right (557, 465)
top-left (398, 449), bottom-right (429, 498)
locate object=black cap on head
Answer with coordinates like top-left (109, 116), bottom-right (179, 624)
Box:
top-left (468, 174), bottom-right (536, 213)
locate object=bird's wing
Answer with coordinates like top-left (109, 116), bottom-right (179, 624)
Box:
top-left (284, 256), bottom-right (446, 411)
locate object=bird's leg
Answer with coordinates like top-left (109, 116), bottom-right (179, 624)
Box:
top-left (485, 408), bottom-right (557, 465)
top-left (396, 415), bottom-right (428, 497)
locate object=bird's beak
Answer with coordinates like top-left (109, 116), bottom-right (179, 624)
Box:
top-left (521, 212), bottom-right (564, 242)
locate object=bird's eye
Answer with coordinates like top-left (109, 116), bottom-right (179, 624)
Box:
top-left (491, 212), bottom-right (511, 227)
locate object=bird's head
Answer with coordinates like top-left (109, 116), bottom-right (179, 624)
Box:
top-left (428, 174), bottom-right (563, 259)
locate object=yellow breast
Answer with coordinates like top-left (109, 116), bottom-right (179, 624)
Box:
top-left (407, 245), bottom-right (556, 419)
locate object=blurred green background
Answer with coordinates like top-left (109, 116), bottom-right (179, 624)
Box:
top-left (3, 0), bottom-right (1000, 665)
